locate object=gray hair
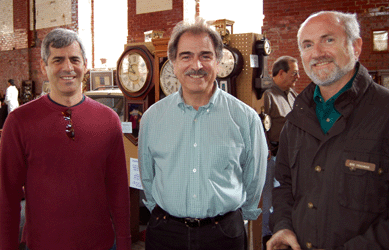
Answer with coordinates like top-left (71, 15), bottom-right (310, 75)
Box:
top-left (168, 18), bottom-right (223, 63)
top-left (41, 28), bottom-right (86, 65)
top-left (272, 56), bottom-right (298, 77)
top-left (297, 11), bottom-right (361, 50)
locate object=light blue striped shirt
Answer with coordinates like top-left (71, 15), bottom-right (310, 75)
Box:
top-left (138, 84), bottom-right (268, 220)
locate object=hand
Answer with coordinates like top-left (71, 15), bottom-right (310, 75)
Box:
top-left (266, 229), bottom-right (302, 250)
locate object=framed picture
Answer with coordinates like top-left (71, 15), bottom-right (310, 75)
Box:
top-left (124, 97), bottom-right (149, 145)
top-left (90, 70), bottom-right (114, 90)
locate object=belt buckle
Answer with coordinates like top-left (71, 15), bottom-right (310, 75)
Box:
top-left (184, 218), bottom-right (201, 227)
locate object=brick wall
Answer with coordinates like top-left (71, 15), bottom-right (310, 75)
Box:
top-left (262, 0), bottom-right (389, 93)
top-left (0, 0), bottom-right (78, 96)
top-left (127, 0), bottom-right (185, 43)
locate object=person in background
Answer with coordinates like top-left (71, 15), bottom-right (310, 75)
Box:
top-left (267, 11), bottom-right (389, 250)
top-left (0, 28), bottom-right (131, 250)
top-left (4, 79), bottom-right (19, 113)
top-left (138, 18), bottom-right (268, 250)
top-left (261, 55), bottom-right (299, 249)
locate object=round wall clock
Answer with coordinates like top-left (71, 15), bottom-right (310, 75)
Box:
top-left (160, 59), bottom-right (181, 96)
top-left (217, 48), bottom-right (235, 78)
top-left (216, 45), bottom-right (243, 96)
top-left (116, 46), bottom-right (154, 98)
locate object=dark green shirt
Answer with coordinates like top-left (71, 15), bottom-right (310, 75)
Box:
top-left (313, 72), bottom-right (357, 134)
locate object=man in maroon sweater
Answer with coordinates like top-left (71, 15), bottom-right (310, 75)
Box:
top-left (0, 28), bottom-right (131, 250)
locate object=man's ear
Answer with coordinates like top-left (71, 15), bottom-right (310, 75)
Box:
top-left (278, 69), bottom-right (286, 78)
top-left (83, 59), bottom-right (88, 74)
top-left (353, 38), bottom-right (363, 60)
top-left (40, 59), bottom-right (47, 76)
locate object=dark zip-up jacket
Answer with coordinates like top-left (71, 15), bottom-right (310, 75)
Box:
top-left (270, 63), bottom-right (389, 250)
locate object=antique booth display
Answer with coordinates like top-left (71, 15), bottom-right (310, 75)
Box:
top-left (116, 44), bottom-right (155, 145)
top-left (212, 19), bottom-right (243, 97)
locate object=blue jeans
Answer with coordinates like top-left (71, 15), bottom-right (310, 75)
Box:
top-left (26, 244), bottom-right (116, 250)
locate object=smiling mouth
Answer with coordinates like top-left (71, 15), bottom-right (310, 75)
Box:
top-left (310, 57), bottom-right (334, 68)
top-left (189, 75), bottom-right (204, 78)
top-left (314, 61), bottom-right (332, 67)
top-left (60, 76), bottom-right (76, 80)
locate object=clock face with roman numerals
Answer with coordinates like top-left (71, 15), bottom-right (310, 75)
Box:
top-left (116, 46), bottom-right (154, 99)
top-left (160, 60), bottom-right (181, 96)
top-left (118, 52), bottom-right (148, 93)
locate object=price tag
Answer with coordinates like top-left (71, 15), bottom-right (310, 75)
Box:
top-left (130, 158), bottom-right (143, 190)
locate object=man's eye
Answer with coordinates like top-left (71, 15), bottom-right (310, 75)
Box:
top-left (302, 43), bottom-right (312, 50)
top-left (326, 38), bottom-right (334, 43)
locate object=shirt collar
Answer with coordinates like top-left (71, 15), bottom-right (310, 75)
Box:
top-left (177, 81), bottom-right (219, 111)
top-left (47, 94), bottom-right (86, 108)
top-left (313, 68), bottom-right (357, 105)
top-left (272, 81), bottom-right (291, 96)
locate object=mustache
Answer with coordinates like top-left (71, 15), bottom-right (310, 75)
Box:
top-left (184, 69), bottom-right (208, 76)
top-left (309, 56), bottom-right (334, 67)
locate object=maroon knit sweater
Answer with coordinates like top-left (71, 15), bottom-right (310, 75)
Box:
top-left (0, 95), bottom-right (131, 250)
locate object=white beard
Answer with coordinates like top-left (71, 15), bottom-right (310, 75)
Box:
top-left (303, 44), bottom-right (356, 87)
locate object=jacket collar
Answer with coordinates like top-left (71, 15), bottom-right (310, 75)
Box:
top-left (287, 62), bottom-right (373, 139)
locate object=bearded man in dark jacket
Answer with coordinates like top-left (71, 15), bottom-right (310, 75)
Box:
top-left (267, 11), bottom-right (389, 250)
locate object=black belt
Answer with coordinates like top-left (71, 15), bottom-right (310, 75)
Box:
top-left (155, 205), bottom-right (232, 228)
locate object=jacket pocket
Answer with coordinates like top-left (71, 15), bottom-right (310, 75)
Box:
top-left (338, 151), bottom-right (388, 213)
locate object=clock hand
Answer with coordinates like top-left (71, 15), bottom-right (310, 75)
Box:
top-left (129, 65), bottom-right (136, 74)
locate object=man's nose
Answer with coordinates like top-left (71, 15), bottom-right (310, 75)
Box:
top-left (191, 58), bottom-right (203, 70)
top-left (64, 59), bottom-right (74, 71)
top-left (311, 43), bottom-right (326, 58)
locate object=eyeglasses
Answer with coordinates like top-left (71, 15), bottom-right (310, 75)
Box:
top-left (62, 109), bottom-right (75, 140)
